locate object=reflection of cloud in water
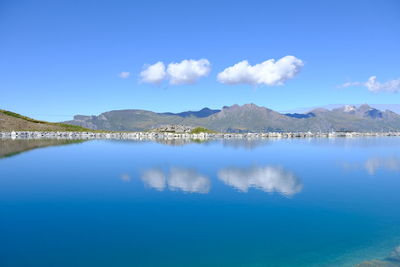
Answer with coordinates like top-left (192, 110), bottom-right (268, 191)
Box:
top-left (168, 168), bottom-right (210, 193)
top-left (387, 245), bottom-right (400, 262)
top-left (357, 245), bottom-right (400, 266)
top-left (218, 166), bottom-right (302, 196)
top-left (120, 173), bottom-right (131, 182)
top-left (342, 157), bottom-right (400, 175)
top-left (364, 157), bottom-right (400, 175)
top-left (141, 168), bottom-right (210, 193)
top-left (141, 169), bottom-right (166, 191)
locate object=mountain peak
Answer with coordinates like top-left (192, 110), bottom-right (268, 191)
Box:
top-left (343, 105), bottom-right (357, 112)
top-left (358, 104), bottom-right (372, 112)
top-left (224, 103), bottom-right (269, 112)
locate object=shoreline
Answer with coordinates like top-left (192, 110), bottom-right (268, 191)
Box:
top-left (1, 131), bottom-right (400, 140)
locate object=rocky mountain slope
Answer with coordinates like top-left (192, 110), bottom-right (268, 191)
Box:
top-left (63, 104), bottom-right (400, 133)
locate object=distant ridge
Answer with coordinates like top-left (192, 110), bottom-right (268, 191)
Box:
top-left (284, 104), bottom-right (400, 114)
top-left (63, 103), bottom-right (400, 133)
top-left (161, 107), bottom-right (220, 118)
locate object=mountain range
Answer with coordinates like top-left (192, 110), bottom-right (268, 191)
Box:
top-left (63, 104), bottom-right (400, 133)
top-left (284, 104), bottom-right (400, 114)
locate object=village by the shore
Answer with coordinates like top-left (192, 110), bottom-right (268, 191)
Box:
top-left (1, 130), bottom-right (400, 140)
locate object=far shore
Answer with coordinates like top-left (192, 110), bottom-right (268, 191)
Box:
top-left (1, 131), bottom-right (400, 140)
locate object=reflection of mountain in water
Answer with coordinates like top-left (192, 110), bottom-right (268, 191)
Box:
top-left (156, 139), bottom-right (211, 146)
top-left (107, 139), bottom-right (269, 149)
top-left (0, 139), bottom-right (86, 159)
top-left (222, 139), bottom-right (270, 150)
top-left (218, 166), bottom-right (303, 196)
top-left (155, 139), bottom-right (269, 149)
top-left (141, 167), bottom-right (210, 194)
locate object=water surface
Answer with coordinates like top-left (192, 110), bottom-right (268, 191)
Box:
top-left (1, 138), bottom-right (400, 266)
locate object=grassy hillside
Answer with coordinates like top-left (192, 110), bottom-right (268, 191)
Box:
top-left (190, 127), bottom-right (217, 134)
top-left (0, 109), bottom-right (90, 132)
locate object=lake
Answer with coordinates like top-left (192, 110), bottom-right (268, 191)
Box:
top-left (1, 137), bottom-right (400, 266)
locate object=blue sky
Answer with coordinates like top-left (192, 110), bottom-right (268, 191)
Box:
top-left (1, 0), bottom-right (399, 121)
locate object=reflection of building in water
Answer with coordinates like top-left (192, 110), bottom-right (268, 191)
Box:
top-left (141, 167), bottom-right (210, 193)
top-left (218, 166), bottom-right (302, 196)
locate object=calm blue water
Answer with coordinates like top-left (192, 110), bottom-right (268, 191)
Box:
top-left (1, 138), bottom-right (400, 266)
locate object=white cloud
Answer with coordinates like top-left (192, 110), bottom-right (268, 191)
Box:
top-left (140, 59), bottom-right (211, 85)
top-left (141, 167), bottom-right (210, 194)
top-left (118, 71), bottom-right (130, 79)
top-left (218, 165), bottom-right (302, 197)
top-left (217, 55), bottom-right (304, 86)
top-left (140, 61), bottom-right (166, 84)
top-left (340, 76), bottom-right (400, 93)
top-left (166, 59), bottom-right (211, 85)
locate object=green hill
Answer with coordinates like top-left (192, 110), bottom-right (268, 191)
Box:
top-left (0, 109), bottom-right (90, 132)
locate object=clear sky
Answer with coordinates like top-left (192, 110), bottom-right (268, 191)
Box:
top-left (1, 0), bottom-right (399, 121)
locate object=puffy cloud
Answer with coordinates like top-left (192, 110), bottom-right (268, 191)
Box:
top-left (118, 71), bottom-right (130, 79)
top-left (340, 76), bottom-right (400, 93)
top-left (167, 59), bottom-right (211, 85)
top-left (218, 165), bottom-right (302, 197)
top-left (140, 59), bottom-right (210, 85)
top-left (217, 55), bottom-right (304, 86)
top-left (140, 61), bottom-right (166, 84)
top-left (141, 167), bottom-right (210, 194)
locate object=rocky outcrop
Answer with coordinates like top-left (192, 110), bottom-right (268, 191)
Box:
top-left (1, 131), bottom-right (400, 141)
top-left (150, 125), bottom-right (194, 133)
